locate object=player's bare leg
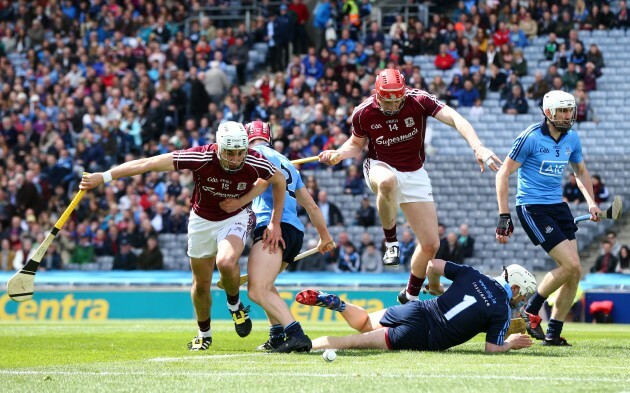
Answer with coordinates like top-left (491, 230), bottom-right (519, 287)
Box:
top-left (523, 239), bottom-right (580, 345)
top-left (188, 256), bottom-right (216, 350)
top-left (248, 242), bottom-right (294, 325)
top-left (216, 235), bottom-right (252, 337)
top-left (397, 201), bottom-right (440, 303)
top-left (311, 329), bottom-right (389, 350)
top-left (368, 165), bottom-right (400, 266)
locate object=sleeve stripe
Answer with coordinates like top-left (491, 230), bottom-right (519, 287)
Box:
top-left (246, 156), bottom-right (275, 172)
top-left (508, 125), bottom-right (539, 160)
top-left (247, 160), bottom-right (276, 174)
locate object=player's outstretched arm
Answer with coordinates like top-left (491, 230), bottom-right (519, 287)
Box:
top-left (485, 334), bottom-right (533, 353)
top-left (434, 105), bottom-right (501, 172)
top-left (80, 153), bottom-right (175, 190)
top-left (571, 161), bottom-right (602, 221)
top-left (426, 259), bottom-right (447, 293)
top-left (263, 170), bottom-right (287, 253)
top-left (295, 187), bottom-right (336, 253)
top-left (319, 134), bottom-right (367, 165)
top-left (495, 157), bottom-right (521, 244)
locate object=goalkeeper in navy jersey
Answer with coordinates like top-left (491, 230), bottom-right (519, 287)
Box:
top-left (297, 259), bottom-right (536, 352)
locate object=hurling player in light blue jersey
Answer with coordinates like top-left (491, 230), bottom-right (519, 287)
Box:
top-left (495, 90), bottom-right (601, 346)
top-left (221, 121), bottom-right (336, 353)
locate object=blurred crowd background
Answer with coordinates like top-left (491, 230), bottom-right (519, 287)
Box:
top-left (0, 0), bottom-right (629, 274)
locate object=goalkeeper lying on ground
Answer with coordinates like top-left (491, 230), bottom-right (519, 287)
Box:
top-left (297, 259), bottom-right (533, 352)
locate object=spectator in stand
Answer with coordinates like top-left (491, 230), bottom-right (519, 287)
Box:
top-left (337, 242), bottom-right (360, 272)
top-left (317, 190), bottom-right (344, 227)
top-left (492, 21), bottom-right (510, 47)
top-left (343, 164), bottom-right (364, 195)
top-left (599, 3), bottom-right (617, 30)
top-left (563, 173), bottom-right (585, 205)
top-left (457, 223), bottom-right (475, 259)
top-left (570, 42), bottom-right (587, 70)
top-left (399, 230), bottom-right (415, 270)
top-left (618, 0), bottom-right (630, 30)
top-left (113, 238), bottom-right (138, 271)
top-left (511, 49), bottom-right (528, 77)
top-left (354, 193), bottom-right (376, 227)
top-left (582, 62), bottom-right (602, 92)
top-left (360, 242), bottom-right (382, 273)
top-left (503, 85), bottom-right (528, 114)
top-left (457, 80), bottom-right (480, 108)
top-left (590, 240), bottom-right (618, 274)
top-left (527, 71), bottom-right (550, 106)
top-left (435, 43), bottom-right (456, 71)
top-left (543, 32), bottom-right (560, 61)
top-left (591, 175), bottom-right (609, 205)
top-left (136, 236), bottom-right (164, 270)
top-left (617, 246), bottom-right (630, 273)
top-left (586, 44), bottom-right (605, 70)
top-left (562, 62), bottom-right (581, 92)
top-left (574, 88), bottom-right (597, 123)
top-left (436, 232), bottom-right (464, 264)
top-left (553, 43), bottom-right (569, 70)
top-left (509, 24), bottom-right (528, 49)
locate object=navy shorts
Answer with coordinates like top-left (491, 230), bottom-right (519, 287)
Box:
top-left (380, 301), bottom-right (430, 351)
top-left (516, 203), bottom-right (578, 253)
top-left (253, 222), bottom-right (304, 264)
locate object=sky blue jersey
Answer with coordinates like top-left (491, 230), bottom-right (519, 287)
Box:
top-left (251, 144), bottom-right (305, 231)
top-left (508, 121), bottom-right (583, 206)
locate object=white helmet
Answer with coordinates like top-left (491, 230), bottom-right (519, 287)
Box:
top-left (503, 264), bottom-right (537, 297)
top-left (541, 90), bottom-right (576, 133)
top-left (216, 121), bottom-right (248, 172)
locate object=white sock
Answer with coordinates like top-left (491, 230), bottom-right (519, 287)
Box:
top-left (198, 329), bottom-right (212, 338)
top-left (227, 301), bottom-right (241, 312)
top-left (386, 241), bottom-right (399, 248)
top-left (406, 292), bottom-right (419, 301)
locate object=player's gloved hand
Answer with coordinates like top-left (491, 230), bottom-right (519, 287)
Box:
top-left (496, 213), bottom-right (514, 237)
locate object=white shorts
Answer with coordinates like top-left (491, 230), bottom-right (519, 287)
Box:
top-left (187, 209), bottom-right (254, 259)
top-left (363, 158), bottom-right (434, 204)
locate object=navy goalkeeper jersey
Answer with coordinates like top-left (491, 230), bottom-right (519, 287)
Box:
top-left (423, 262), bottom-right (512, 351)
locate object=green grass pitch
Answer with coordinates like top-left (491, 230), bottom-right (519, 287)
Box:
top-left (0, 320), bottom-right (629, 392)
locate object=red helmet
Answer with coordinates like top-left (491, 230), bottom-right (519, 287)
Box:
top-left (245, 120), bottom-right (271, 143)
top-left (374, 68), bottom-right (406, 115)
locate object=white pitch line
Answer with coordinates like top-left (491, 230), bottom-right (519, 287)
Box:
top-left (148, 353), bottom-right (269, 362)
top-left (0, 370), bottom-right (628, 383)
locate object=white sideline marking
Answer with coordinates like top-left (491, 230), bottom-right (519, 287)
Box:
top-left (148, 353), bottom-right (269, 362)
top-left (0, 370), bottom-right (628, 383)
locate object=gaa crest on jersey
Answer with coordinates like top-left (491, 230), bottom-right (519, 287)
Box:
top-left (404, 117), bottom-right (415, 127)
top-left (237, 182), bottom-right (247, 190)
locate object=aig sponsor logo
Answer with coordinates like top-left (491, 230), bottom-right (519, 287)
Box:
top-left (538, 160), bottom-right (566, 176)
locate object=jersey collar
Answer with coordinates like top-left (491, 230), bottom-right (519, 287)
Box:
top-left (541, 119), bottom-right (567, 143)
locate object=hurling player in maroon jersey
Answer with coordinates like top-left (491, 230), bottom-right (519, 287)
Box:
top-left (81, 122), bottom-right (287, 350)
top-left (319, 68), bottom-right (501, 305)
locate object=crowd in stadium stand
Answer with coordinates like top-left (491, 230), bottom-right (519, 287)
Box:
top-left (0, 0), bottom-right (629, 273)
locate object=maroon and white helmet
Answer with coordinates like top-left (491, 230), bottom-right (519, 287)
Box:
top-left (245, 121), bottom-right (271, 144)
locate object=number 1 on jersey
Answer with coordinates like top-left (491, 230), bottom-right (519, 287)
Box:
top-left (444, 295), bottom-right (477, 320)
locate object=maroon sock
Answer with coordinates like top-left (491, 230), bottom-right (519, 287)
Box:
top-left (406, 274), bottom-right (425, 297)
top-left (383, 226), bottom-right (398, 243)
top-left (197, 318), bottom-right (211, 332)
top-left (226, 293), bottom-right (240, 305)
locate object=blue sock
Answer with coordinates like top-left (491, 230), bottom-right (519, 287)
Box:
top-left (546, 318), bottom-right (564, 338)
top-left (269, 324), bottom-right (285, 344)
top-left (284, 321), bottom-right (305, 338)
top-left (525, 291), bottom-right (547, 315)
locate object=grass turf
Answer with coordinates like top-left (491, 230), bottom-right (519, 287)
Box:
top-left (0, 320), bottom-right (628, 393)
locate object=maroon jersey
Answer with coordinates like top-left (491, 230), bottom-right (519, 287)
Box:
top-left (173, 144), bottom-right (276, 221)
top-left (351, 89), bottom-right (444, 171)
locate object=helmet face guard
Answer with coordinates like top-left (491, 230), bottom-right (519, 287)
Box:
top-left (542, 91), bottom-right (576, 133)
top-left (218, 148), bottom-right (247, 173)
top-left (375, 69), bottom-right (406, 116)
top-left (503, 264), bottom-right (537, 309)
top-left (217, 122), bottom-right (248, 172)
